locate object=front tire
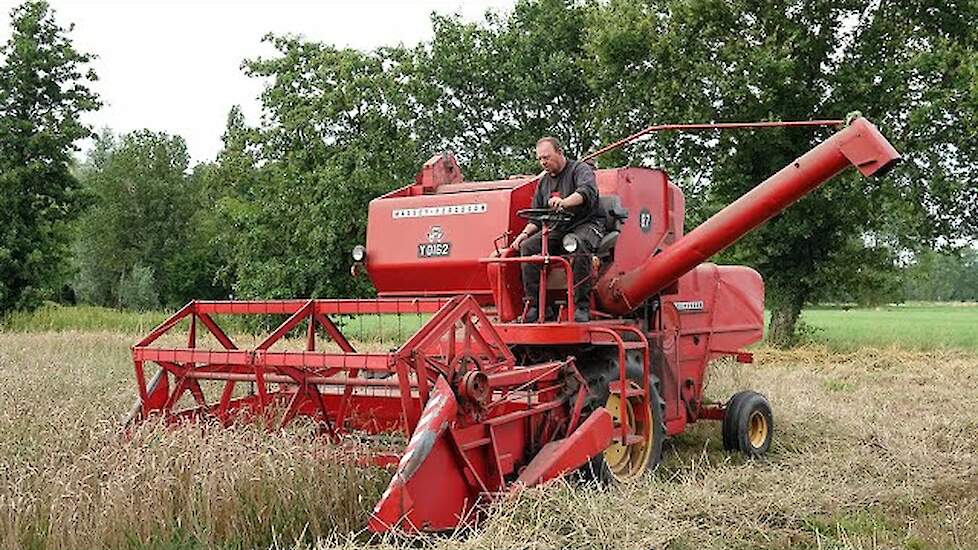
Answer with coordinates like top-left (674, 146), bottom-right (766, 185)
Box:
top-left (582, 351), bottom-right (666, 483)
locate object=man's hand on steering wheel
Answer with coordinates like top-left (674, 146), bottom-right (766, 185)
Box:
top-left (508, 207), bottom-right (574, 253)
top-left (547, 196), bottom-right (564, 210)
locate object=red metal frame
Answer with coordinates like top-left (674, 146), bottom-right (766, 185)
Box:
top-left (581, 119), bottom-right (846, 162)
top-left (480, 233), bottom-right (577, 322)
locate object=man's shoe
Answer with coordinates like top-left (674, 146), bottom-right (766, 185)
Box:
top-left (521, 307), bottom-right (540, 323)
top-left (573, 307), bottom-right (591, 323)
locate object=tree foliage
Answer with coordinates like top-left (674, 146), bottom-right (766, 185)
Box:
top-left (204, 39), bottom-right (427, 300)
top-left (904, 247), bottom-right (978, 302)
top-left (74, 130), bottom-right (227, 308)
top-left (417, 0), bottom-right (600, 177)
top-left (0, 0), bottom-right (98, 313)
top-left (584, 0), bottom-right (978, 345)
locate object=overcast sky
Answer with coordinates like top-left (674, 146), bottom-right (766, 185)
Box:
top-left (0, 0), bottom-right (516, 164)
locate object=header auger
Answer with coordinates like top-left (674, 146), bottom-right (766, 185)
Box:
top-left (129, 116), bottom-right (899, 533)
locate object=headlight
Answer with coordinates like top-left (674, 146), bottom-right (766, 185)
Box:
top-left (352, 245), bottom-right (366, 262)
top-left (562, 234), bottom-right (579, 253)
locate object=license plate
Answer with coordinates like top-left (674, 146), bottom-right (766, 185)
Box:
top-left (417, 242), bottom-right (451, 257)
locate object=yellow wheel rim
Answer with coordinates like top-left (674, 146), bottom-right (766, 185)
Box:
top-left (747, 410), bottom-right (768, 448)
top-left (602, 389), bottom-right (653, 482)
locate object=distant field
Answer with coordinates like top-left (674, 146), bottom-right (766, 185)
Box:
top-left (1, 304), bottom-right (431, 345)
top-left (3, 304), bottom-right (171, 334)
top-left (5, 302), bottom-right (977, 351)
top-left (798, 303), bottom-right (978, 351)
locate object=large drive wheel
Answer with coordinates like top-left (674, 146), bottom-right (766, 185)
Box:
top-left (722, 390), bottom-right (773, 457)
top-left (583, 351), bottom-right (666, 483)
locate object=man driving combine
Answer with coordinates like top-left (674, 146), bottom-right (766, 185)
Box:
top-left (509, 137), bottom-right (604, 322)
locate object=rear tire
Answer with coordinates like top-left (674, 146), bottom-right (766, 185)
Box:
top-left (722, 390), bottom-right (773, 457)
top-left (721, 391), bottom-right (749, 451)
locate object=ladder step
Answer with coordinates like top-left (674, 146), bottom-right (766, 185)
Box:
top-left (622, 341), bottom-right (647, 350)
top-left (608, 380), bottom-right (645, 398)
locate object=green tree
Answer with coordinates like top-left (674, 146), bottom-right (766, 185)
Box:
top-left (0, 0), bottom-right (99, 313)
top-left (209, 38), bottom-right (427, 300)
top-left (192, 106), bottom-right (261, 295)
top-left (585, 0), bottom-right (978, 345)
top-left (904, 247), bottom-right (978, 301)
top-left (73, 130), bottom-right (226, 308)
top-left (417, 0), bottom-right (601, 177)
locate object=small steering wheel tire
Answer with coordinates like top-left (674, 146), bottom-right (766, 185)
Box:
top-left (721, 391), bottom-right (748, 451)
top-left (722, 390), bottom-right (773, 457)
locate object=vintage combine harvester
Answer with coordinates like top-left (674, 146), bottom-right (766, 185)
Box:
top-left (129, 116), bottom-right (899, 532)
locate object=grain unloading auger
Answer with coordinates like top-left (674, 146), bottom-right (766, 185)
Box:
top-left (129, 116), bottom-right (899, 533)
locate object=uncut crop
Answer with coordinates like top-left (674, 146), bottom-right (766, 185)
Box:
top-left (436, 346), bottom-right (978, 550)
top-left (0, 332), bottom-right (388, 550)
top-left (1, 330), bottom-right (977, 550)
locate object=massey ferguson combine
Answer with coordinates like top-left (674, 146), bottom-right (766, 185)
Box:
top-left (129, 116), bottom-right (899, 532)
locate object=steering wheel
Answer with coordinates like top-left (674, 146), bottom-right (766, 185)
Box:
top-left (517, 208), bottom-right (574, 226)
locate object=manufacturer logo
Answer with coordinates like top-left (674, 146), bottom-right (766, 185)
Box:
top-left (393, 203), bottom-right (487, 219)
top-left (418, 225), bottom-right (451, 257)
top-left (673, 300), bottom-right (705, 312)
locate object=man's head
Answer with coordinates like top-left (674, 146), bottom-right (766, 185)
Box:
top-left (536, 137), bottom-right (567, 176)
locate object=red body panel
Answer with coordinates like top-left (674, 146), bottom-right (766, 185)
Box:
top-left (593, 168), bottom-right (685, 282)
top-left (657, 264), bottom-right (765, 434)
top-left (366, 179), bottom-right (534, 301)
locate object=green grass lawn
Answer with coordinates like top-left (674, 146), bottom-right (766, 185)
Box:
top-left (4, 302), bottom-right (976, 351)
top-left (798, 303), bottom-right (978, 351)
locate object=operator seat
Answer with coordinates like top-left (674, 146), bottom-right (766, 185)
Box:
top-left (596, 195), bottom-right (629, 257)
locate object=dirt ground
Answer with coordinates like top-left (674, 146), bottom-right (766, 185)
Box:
top-left (1, 332), bottom-right (976, 549)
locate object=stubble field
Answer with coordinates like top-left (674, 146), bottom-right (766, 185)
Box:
top-left (1, 305), bottom-right (977, 549)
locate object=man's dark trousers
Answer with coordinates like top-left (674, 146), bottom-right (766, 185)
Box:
top-left (519, 222), bottom-right (603, 310)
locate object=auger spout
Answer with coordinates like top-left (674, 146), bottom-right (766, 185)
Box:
top-left (597, 117), bottom-right (901, 314)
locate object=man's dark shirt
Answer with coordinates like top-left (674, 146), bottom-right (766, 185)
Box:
top-left (531, 159), bottom-right (604, 231)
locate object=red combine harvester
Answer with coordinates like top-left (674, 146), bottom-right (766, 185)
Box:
top-left (129, 117), bottom-right (899, 532)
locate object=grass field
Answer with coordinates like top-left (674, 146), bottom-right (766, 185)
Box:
top-left (798, 303), bottom-right (978, 351)
top-left (1, 304), bottom-right (433, 345)
top-left (1, 304), bottom-right (976, 549)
